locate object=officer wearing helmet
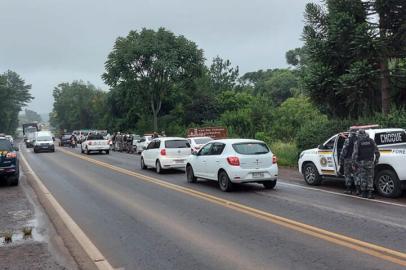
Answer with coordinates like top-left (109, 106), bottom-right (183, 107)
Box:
top-left (352, 129), bottom-right (380, 199)
top-left (339, 129), bottom-right (358, 195)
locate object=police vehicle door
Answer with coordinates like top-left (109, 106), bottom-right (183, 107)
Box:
top-left (318, 135), bottom-right (338, 176)
top-left (333, 134), bottom-right (347, 176)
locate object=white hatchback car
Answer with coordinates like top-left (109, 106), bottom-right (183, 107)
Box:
top-left (186, 139), bottom-right (278, 191)
top-left (141, 137), bottom-right (191, 173)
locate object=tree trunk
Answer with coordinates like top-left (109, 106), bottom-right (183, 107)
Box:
top-left (380, 58), bottom-right (390, 115)
top-left (150, 98), bottom-right (162, 132)
top-left (152, 111), bottom-right (158, 132)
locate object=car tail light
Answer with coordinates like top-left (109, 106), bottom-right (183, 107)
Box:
top-left (6, 152), bottom-right (17, 159)
top-left (160, 149), bottom-right (166, 156)
top-left (272, 155), bottom-right (278, 164)
top-left (227, 156), bottom-right (240, 166)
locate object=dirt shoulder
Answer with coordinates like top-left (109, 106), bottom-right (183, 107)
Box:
top-left (0, 169), bottom-right (78, 270)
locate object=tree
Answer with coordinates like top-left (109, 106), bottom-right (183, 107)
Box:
top-left (50, 81), bottom-right (107, 131)
top-left (103, 28), bottom-right (205, 131)
top-left (208, 56), bottom-right (239, 93)
top-left (24, 109), bottom-right (42, 123)
top-left (0, 70), bottom-right (33, 134)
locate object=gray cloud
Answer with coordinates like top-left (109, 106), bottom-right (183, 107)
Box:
top-left (0, 0), bottom-right (319, 113)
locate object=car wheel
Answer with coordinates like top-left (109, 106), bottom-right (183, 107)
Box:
top-left (186, 165), bottom-right (197, 183)
top-left (263, 180), bottom-right (277, 189)
top-left (105, 150), bottom-right (109, 155)
top-left (141, 158), bottom-right (147, 170)
top-left (81, 147), bottom-right (84, 154)
top-left (34, 148), bottom-right (38, 153)
top-left (156, 160), bottom-right (163, 174)
top-left (86, 147), bottom-right (90, 155)
top-left (218, 171), bottom-right (233, 192)
top-left (303, 163), bottom-right (322, 186)
top-left (8, 174), bottom-right (19, 186)
top-left (375, 169), bottom-right (402, 198)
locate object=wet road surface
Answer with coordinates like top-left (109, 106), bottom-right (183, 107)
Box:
top-left (21, 145), bottom-right (406, 270)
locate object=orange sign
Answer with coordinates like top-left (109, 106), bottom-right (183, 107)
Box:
top-left (187, 127), bottom-right (228, 139)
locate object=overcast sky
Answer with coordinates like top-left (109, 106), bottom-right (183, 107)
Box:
top-left (0, 0), bottom-right (319, 114)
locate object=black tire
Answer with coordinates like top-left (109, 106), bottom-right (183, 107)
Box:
top-left (34, 148), bottom-right (38, 153)
top-left (156, 160), bottom-right (163, 174)
top-left (263, 180), bottom-right (277, 189)
top-left (81, 147), bottom-right (84, 154)
top-left (86, 147), bottom-right (90, 155)
top-left (8, 174), bottom-right (19, 186)
top-left (186, 165), bottom-right (197, 183)
top-left (375, 169), bottom-right (402, 198)
top-left (218, 171), bottom-right (233, 192)
top-left (303, 163), bottom-right (322, 186)
top-left (105, 150), bottom-right (109, 155)
top-left (141, 157), bottom-right (147, 170)
top-left (51, 148), bottom-right (55, 153)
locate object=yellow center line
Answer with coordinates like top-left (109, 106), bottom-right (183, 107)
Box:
top-left (57, 147), bottom-right (406, 266)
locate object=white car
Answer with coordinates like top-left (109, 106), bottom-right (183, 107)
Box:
top-left (186, 139), bottom-right (278, 192)
top-left (135, 136), bottom-right (152, 154)
top-left (187, 137), bottom-right (213, 153)
top-left (141, 137), bottom-right (191, 173)
top-left (81, 134), bottom-right (110, 155)
top-left (33, 131), bottom-right (55, 153)
top-left (5, 135), bottom-right (13, 145)
top-left (298, 127), bottom-right (406, 198)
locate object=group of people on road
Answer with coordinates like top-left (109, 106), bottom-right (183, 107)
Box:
top-left (339, 129), bottom-right (380, 199)
top-left (111, 133), bottom-right (135, 153)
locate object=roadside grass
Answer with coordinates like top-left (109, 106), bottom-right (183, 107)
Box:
top-left (270, 141), bottom-right (299, 167)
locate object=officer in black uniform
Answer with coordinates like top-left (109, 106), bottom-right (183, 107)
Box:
top-left (340, 130), bottom-right (357, 195)
top-left (352, 129), bottom-right (380, 199)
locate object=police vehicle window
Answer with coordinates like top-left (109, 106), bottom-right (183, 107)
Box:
top-left (324, 137), bottom-right (336, 150)
top-left (209, 143), bottom-right (225, 155)
top-left (165, 140), bottom-right (190, 148)
top-left (0, 139), bottom-right (12, 151)
top-left (199, 143), bottom-right (213, 156)
top-left (232, 142), bottom-right (269, 155)
top-left (375, 131), bottom-right (406, 145)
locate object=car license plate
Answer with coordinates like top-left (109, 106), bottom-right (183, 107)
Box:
top-left (175, 159), bottom-right (185, 164)
top-left (252, 172), bottom-right (264, 178)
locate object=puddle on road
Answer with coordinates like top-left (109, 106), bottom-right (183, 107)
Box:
top-left (0, 218), bottom-right (44, 247)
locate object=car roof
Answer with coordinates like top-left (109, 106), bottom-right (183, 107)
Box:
top-left (213, 138), bottom-right (264, 144)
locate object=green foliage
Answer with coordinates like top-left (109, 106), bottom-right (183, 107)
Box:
top-left (0, 70), bottom-right (33, 135)
top-left (50, 81), bottom-right (107, 131)
top-left (19, 109), bottom-right (42, 125)
top-left (270, 141), bottom-right (299, 167)
top-left (270, 97), bottom-right (327, 141)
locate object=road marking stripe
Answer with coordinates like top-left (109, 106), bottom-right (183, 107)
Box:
top-left (20, 151), bottom-right (114, 270)
top-left (58, 147), bottom-right (406, 266)
top-left (277, 182), bottom-right (406, 209)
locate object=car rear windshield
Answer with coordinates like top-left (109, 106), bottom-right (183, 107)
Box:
top-left (165, 140), bottom-right (190, 148)
top-left (88, 134), bottom-right (104, 140)
top-left (375, 131), bottom-right (406, 145)
top-left (0, 139), bottom-right (12, 151)
top-left (194, 138), bottom-right (212, 144)
top-left (37, 136), bottom-right (52, 141)
top-left (232, 142), bottom-right (270, 155)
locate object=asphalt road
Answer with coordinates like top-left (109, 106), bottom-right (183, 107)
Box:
top-left (21, 145), bottom-right (406, 270)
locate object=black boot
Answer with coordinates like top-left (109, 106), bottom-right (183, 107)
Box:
top-left (355, 186), bottom-right (361, 196)
top-left (361, 191), bottom-right (368, 198)
top-left (367, 191), bottom-right (375, 199)
top-left (344, 187), bottom-right (352, 195)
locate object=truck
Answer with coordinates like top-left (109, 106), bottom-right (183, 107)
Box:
top-left (22, 123), bottom-right (40, 148)
top-left (298, 126), bottom-right (406, 198)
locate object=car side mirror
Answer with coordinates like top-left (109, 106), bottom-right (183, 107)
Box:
top-left (14, 146), bottom-right (19, 152)
top-left (191, 151), bottom-right (198, 156)
top-left (52, 137), bottom-right (55, 141)
top-left (318, 144), bottom-right (324, 149)
top-left (143, 146), bottom-right (147, 150)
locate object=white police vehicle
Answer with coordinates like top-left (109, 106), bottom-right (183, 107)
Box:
top-left (298, 126), bottom-right (406, 198)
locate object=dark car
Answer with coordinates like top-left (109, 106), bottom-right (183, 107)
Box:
top-left (0, 138), bottom-right (19, 186)
top-left (59, 134), bottom-right (72, 147)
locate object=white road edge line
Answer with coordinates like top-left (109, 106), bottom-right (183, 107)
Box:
top-left (20, 150), bottom-right (115, 270)
top-left (277, 181), bottom-right (406, 208)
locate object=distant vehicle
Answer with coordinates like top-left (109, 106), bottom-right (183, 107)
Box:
top-left (33, 131), bottom-right (55, 153)
top-left (135, 135), bottom-right (153, 154)
top-left (81, 134), bottom-right (110, 155)
top-left (0, 137), bottom-right (19, 186)
top-left (23, 123), bottom-right (40, 148)
top-left (59, 134), bottom-right (72, 147)
top-left (141, 137), bottom-right (191, 173)
top-left (187, 137), bottom-right (213, 153)
top-left (5, 135), bottom-right (14, 145)
top-left (298, 127), bottom-right (406, 198)
top-left (186, 139), bottom-right (278, 192)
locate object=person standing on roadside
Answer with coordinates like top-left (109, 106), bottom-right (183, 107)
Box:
top-left (352, 129), bottom-right (380, 199)
top-left (340, 130), bottom-right (357, 195)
